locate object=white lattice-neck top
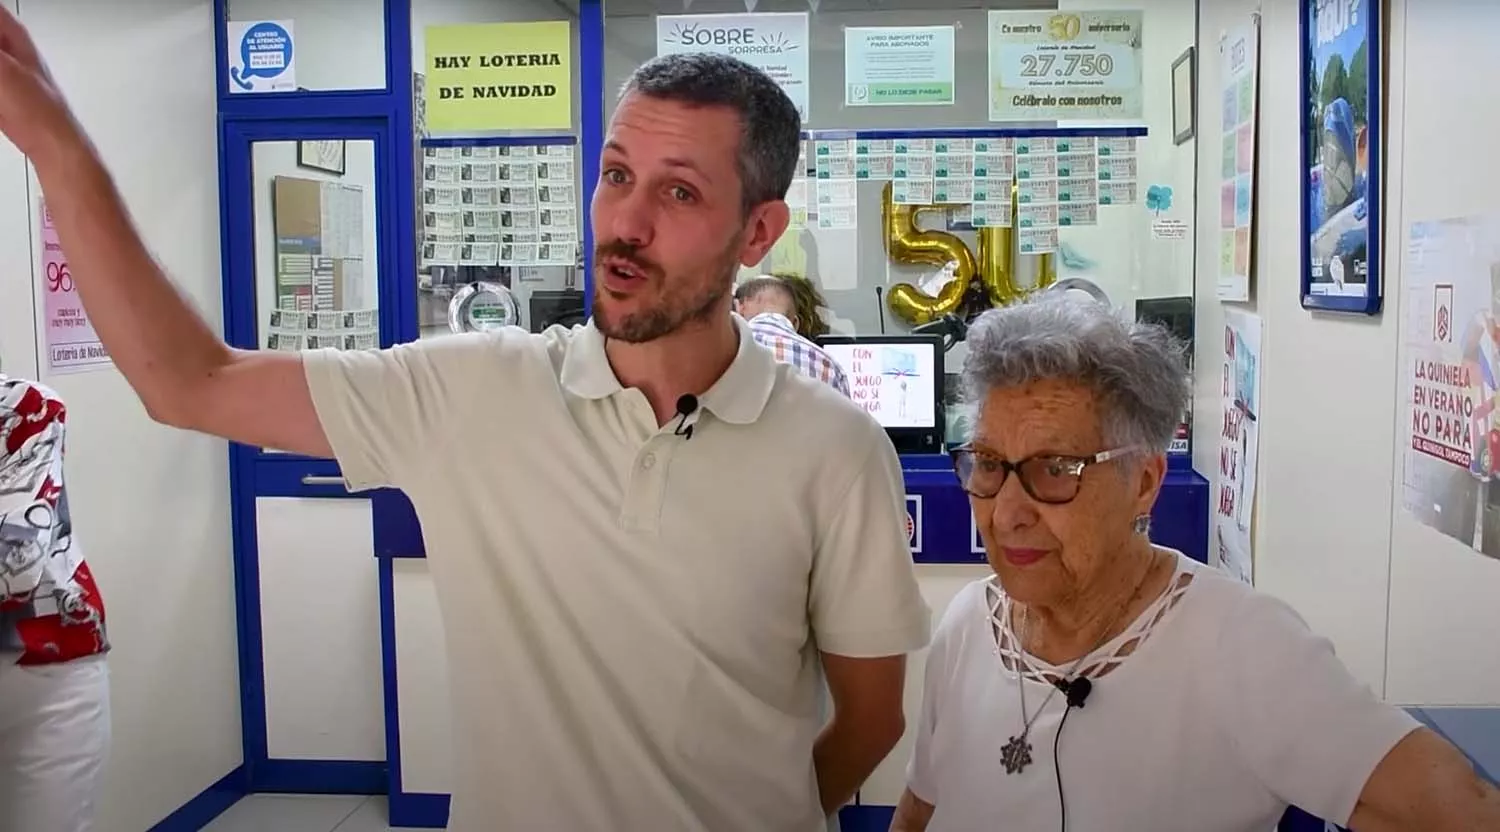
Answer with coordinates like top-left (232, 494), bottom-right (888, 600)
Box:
top-left (906, 549), bottom-right (1419, 832)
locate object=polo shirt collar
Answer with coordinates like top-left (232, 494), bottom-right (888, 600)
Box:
top-left (560, 315), bottom-right (777, 425)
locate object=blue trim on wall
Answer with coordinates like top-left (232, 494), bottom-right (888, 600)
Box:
top-left (579, 0), bottom-right (604, 318)
top-left (421, 134), bottom-right (577, 148)
top-left (803, 126), bottom-right (1148, 141)
top-left (378, 557), bottom-right (404, 796)
top-left (147, 766), bottom-right (247, 832)
top-left (253, 760), bottom-right (387, 795)
top-left (389, 792), bottom-right (452, 828)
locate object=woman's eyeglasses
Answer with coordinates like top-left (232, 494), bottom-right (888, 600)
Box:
top-left (950, 444), bottom-right (1139, 504)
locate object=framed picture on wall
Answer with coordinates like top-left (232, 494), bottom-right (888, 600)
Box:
top-left (1299, 0), bottom-right (1383, 315)
top-left (297, 139), bottom-right (346, 176)
top-left (1171, 46), bottom-right (1196, 146)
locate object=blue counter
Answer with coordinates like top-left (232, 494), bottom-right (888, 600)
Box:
top-left (372, 454), bottom-right (1210, 563)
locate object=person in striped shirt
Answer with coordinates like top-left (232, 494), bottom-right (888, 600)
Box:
top-left (735, 276), bottom-right (851, 397)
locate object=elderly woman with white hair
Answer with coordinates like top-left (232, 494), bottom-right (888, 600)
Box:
top-left (890, 294), bottom-right (1500, 831)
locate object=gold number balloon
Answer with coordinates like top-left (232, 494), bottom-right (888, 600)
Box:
top-left (881, 181), bottom-right (976, 326)
top-left (975, 183), bottom-right (1058, 306)
top-left (883, 180), bottom-right (1059, 325)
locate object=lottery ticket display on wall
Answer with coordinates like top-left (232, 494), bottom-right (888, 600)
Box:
top-left (818, 132), bottom-right (1138, 255)
top-left (266, 309), bottom-right (379, 352)
top-left (420, 144), bottom-right (581, 270)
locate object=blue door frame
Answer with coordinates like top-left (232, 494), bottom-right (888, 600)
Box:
top-left (212, 0), bottom-right (604, 805)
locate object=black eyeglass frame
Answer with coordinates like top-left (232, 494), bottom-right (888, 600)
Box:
top-left (949, 444), bottom-right (1141, 504)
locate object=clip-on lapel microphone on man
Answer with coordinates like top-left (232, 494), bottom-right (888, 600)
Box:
top-left (673, 394), bottom-right (698, 440)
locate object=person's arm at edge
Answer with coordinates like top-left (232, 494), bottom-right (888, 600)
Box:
top-left (808, 419), bottom-right (931, 814)
top-left (1347, 726), bottom-right (1500, 831)
top-left (888, 788), bottom-right (935, 832)
top-left (35, 132), bottom-right (330, 458)
top-left (813, 652), bottom-right (906, 813)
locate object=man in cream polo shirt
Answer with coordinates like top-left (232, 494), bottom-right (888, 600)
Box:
top-left (0, 11), bottom-right (929, 830)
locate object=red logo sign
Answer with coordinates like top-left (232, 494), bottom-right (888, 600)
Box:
top-left (1436, 284), bottom-right (1454, 343)
top-left (905, 512), bottom-right (915, 542)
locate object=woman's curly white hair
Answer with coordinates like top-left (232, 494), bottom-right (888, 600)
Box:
top-left (960, 292), bottom-right (1191, 452)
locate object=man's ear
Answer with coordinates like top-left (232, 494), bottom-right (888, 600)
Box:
top-left (739, 200), bottom-right (791, 266)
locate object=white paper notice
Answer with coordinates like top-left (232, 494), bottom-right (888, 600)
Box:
top-left (844, 25), bottom-right (956, 107)
top-left (657, 13), bottom-right (811, 119)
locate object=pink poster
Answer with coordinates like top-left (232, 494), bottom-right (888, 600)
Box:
top-left (39, 200), bottom-right (110, 373)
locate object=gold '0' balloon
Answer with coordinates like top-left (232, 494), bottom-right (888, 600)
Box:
top-left (976, 182), bottom-right (1058, 305)
top-left (881, 181), bottom-right (976, 326)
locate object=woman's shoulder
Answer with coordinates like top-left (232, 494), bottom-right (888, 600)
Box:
top-left (1163, 550), bottom-right (1327, 652)
top-left (929, 577), bottom-right (995, 646)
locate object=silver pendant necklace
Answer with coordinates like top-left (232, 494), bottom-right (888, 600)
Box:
top-left (1000, 550), bottom-right (1161, 776)
top-left (1000, 604), bottom-right (1095, 775)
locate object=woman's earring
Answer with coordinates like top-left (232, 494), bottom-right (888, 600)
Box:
top-left (1132, 514), bottom-right (1152, 535)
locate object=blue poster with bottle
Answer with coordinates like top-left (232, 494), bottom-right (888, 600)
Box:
top-left (1301, 0), bottom-right (1381, 313)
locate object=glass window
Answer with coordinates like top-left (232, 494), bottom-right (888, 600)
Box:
top-left (410, 1), bottom-right (586, 341)
top-left (225, 0), bottom-right (387, 92)
top-left (602, 0), bottom-right (1197, 426)
top-left (251, 139), bottom-right (381, 450)
top-left (411, 0), bottom-right (582, 139)
top-left (415, 141), bottom-right (584, 340)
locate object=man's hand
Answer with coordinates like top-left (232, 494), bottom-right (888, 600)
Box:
top-left (0, 7), bottom-right (82, 168)
top-left (0, 7), bottom-right (332, 458)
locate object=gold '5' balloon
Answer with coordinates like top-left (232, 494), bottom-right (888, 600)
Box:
top-left (881, 181), bottom-right (1056, 326)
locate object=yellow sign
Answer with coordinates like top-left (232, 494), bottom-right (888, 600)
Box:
top-left (424, 21), bottom-right (573, 133)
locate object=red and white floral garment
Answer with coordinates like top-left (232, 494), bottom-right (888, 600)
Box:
top-left (0, 376), bottom-right (108, 665)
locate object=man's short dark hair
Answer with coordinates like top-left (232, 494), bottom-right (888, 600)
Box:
top-left (620, 53), bottom-right (803, 215)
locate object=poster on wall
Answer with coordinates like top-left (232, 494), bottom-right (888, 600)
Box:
top-left (226, 20), bottom-right (296, 94)
top-left (657, 13), bottom-right (810, 120)
top-left (37, 201), bottom-right (111, 374)
top-left (844, 26), bottom-right (955, 107)
top-left (1213, 309), bottom-right (1261, 585)
top-left (986, 10), bottom-right (1144, 122)
top-left (1399, 215), bottom-right (1500, 560)
top-left (1300, 0), bottom-right (1382, 314)
top-left (424, 22), bottom-right (573, 133)
top-left (1218, 17), bottom-right (1259, 303)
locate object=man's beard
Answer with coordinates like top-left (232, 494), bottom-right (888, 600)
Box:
top-left (593, 237), bottom-right (741, 344)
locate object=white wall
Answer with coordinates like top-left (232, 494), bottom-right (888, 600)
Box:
top-left (1380, 0), bottom-right (1500, 707)
top-left (1, 1), bottom-right (244, 830)
top-left (1194, 0), bottom-right (1398, 693)
top-left (1191, 0), bottom-right (1500, 709)
top-left (257, 499), bottom-right (384, 761)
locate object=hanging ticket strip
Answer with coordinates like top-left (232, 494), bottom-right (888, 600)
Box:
top-left (419, 144), bottom-right (581, 270)
top-left (804, 134), bottom-right (1139, 255)
top-left (266, 309), bottom-right (380, 352)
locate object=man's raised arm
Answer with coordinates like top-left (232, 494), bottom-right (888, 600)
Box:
top-left (0, 7), bottom-right (329, 457)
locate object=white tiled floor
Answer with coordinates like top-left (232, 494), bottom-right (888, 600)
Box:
top-left (201, 794), bottom-right (436, 832)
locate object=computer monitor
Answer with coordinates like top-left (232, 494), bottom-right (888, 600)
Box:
top-left (818, 334), bottom-right (946, 454)
top-left (1135, 296), bottom-right (1195, 352)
